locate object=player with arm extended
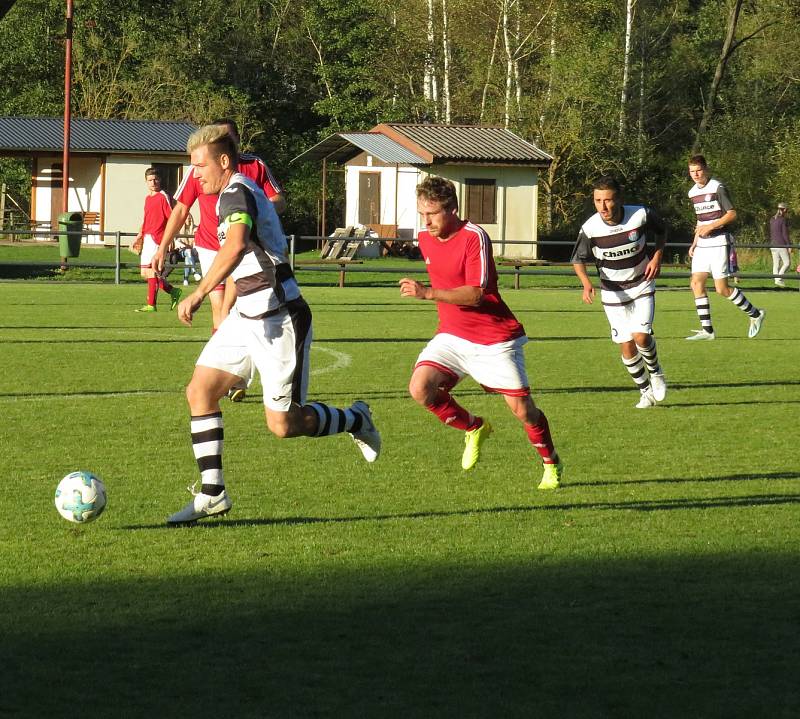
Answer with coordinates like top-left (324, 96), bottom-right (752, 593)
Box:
top-left (130, 167), bottom-right (182, 313)
top-left (685, 154), bottom-right (765, 340)
top-left (151, 118), bottom-right (286, 333)
top-left (571, 175), bottom-right (668, 409)
top-left (399, 176), bottom-right (563, 491)
top-left (166, 125), bottom-right (380, 525)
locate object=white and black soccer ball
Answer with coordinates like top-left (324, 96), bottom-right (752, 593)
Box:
top-left (54, 471), bottom-right (107, 524)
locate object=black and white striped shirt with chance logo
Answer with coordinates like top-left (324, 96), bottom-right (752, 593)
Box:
top-left (571, 205), bottom-right (665, 306)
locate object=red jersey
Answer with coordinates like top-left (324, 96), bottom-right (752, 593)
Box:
top-left (174, 154), bottom-right (282, 251)
top-left (419, 221), bottom-right (525, 344)
top-left (141, 190), bottom-right (173, 244)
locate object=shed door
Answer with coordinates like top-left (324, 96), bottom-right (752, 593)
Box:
top-left (358, 172), bottom-right (381, 226)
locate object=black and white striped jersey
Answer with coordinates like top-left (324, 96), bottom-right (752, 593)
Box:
top-left (688, 178), bottom-right (734, 248)
top-left (572, 205), bottom-right (665, 306)
top-left (216, 173), bottom-right (301, 319)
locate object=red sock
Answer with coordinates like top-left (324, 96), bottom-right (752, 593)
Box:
top-left (146, 277), bottom-right (157, 306)
top-left (158, 276), bottom-right (173, 293)
top-left (525, 412), bottom-right (559, 464)
top-left (425, 390), bottom-right (480, 431)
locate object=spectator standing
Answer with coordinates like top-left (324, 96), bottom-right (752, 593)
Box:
top-left (769, 202), bottom-right (791, 287)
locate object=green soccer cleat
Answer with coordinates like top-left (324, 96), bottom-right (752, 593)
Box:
top-left (462, 420), bottom-right (492, 470)
top-left (170, 286), bottom-right (183, 310)
top-left (538, 462), bottom-right (563, 490)
top-left (135, 304), bottom-right (156, 312)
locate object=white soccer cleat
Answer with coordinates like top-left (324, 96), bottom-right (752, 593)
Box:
top-left (685, 329), bottom-right (715, 341)
top-left (748, 309), bottom-right (766, 339)
top-left (167, 486), bottom-right (232, 525)
top-left (349, 400), bottom-right (381, 462)
top-left (649, 372), bottom-right (667, 402)
top-left (635, 388), bottom-right (657, 409)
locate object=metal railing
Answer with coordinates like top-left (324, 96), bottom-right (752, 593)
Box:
top-left (1, 228), bottom-right (799, 287)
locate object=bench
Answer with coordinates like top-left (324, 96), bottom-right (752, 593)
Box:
top-left (293, 258), bottom-right (364, 288)
top-left (498, 259), bottom-right (550, 289)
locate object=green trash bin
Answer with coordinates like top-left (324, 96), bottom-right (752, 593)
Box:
top-left (58, 211), bottom-right (83, 258)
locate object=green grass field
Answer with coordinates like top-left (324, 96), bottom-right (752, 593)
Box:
top-left (1, 281), bottom-right (799, 717)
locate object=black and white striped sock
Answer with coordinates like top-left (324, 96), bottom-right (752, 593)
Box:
top-left (191, 412), bottom-right (224, 496)
top-left (694, 295), bottom-right (714, 333)
top-left (636, 337), bottom-right (662, 375)
top-left (728, 287), bottom-right (760, 318)
top-left (307, 402), bottom-right (363, 436)
top-left (622, 354), bottom-right (650, 391)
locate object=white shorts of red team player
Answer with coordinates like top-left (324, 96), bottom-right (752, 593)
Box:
top-left (414, 332), bottom-right (530, 396)
top-left (139, 235), bottom-right (159, 268)
top-left (195, 246), bottom-right (227, 293)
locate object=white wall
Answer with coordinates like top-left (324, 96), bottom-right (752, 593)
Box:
top-left (33, 153), bottom-right (193, 246)
top-left (104, 155), bottom-right (194, 244)
top-left (430, 165), bottom-right (539, 258)
top-left (34, 155), bottom-right (103, 243)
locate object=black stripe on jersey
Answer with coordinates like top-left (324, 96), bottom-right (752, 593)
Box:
top-left (288, 298), bottom-right (313, 405)
top-left (600, 254), bottom-right (647, 271)
top-left (198, 455), bottom-right (223, 471)
top-left (601, 288), bottom-right (655, 306)
top-left (192, 427), bottom-right (224, 443)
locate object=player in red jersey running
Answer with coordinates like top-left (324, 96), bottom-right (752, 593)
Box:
top-left (152, 118), bottom-right (285, 332)
top-left (131, 167), bottom-right (181, 313)
top-left (399, 176), bottom-right (563, 490)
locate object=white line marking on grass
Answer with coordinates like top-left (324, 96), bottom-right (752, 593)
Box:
top-left (0, 345), bottom-right (353, 402)
top-left (310, 345), bottom-right (352, 376)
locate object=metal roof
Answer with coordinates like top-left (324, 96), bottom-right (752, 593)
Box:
top-left (0, 117), bottom-right (196, 154)
top-left (291, 132), bottom-right (427, 165)
top-left (386, 123), bottom-right (552, 165)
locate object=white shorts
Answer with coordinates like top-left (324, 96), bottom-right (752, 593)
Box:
top-left (195, 246), bottom-right (225, 292)
top-left (603, 293), bottom-right (655, 344)
top-left (691, 244), bottom-right (731, 279)
top-left (139, 235), bottom-right (158, 267)
top-left (196, 300), bottom-right (313, 411)
top-left (415, 333), bottom-right (530, 396)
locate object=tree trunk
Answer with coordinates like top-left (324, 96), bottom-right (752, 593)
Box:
top-left (692, 0), bottom-right (743, 153)
top-left (441, 0), bottom-right (452, 122)
top-left (619, 0), bottom-right (636, 138)
top-left (538, 9), bottom-right (556, 139)
top-left (424, 0), bottom-right (439, 116)
top-left (480, 14), bottom-right (502, 123)
top-left (501, 0), bottom-right (512, 128)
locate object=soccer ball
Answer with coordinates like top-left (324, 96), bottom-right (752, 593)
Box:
top-left (54, 471), bottom-right (107, 523)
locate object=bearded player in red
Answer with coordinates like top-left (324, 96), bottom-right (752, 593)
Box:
top-left (399, 176), bottom-right (563, 490)
top-left (131, 167), bottom-right (181, 313)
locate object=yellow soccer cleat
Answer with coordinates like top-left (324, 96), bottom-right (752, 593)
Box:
top-left (538, 462), bottom-right (563, 490)
top-left (170, 286), bottom-right (183, 311)
top-left (462, 420), bottom-right (492, 470)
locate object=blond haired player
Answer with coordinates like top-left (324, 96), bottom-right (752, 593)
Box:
top-left (167, 125), bottom-right (380, 525)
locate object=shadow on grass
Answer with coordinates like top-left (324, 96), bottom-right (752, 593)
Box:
top-left (3, 554), bottom-right (798, 717)
top-left (125, 491), bottom-right (800, 533)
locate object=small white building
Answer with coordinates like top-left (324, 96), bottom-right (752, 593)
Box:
top-left (293, 123), bottom-right (552, 257)
top-left (0, 117), bottom-right (196, 244)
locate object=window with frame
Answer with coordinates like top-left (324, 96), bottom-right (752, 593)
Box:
top-left (464, 179), bottom-right (497, 225)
